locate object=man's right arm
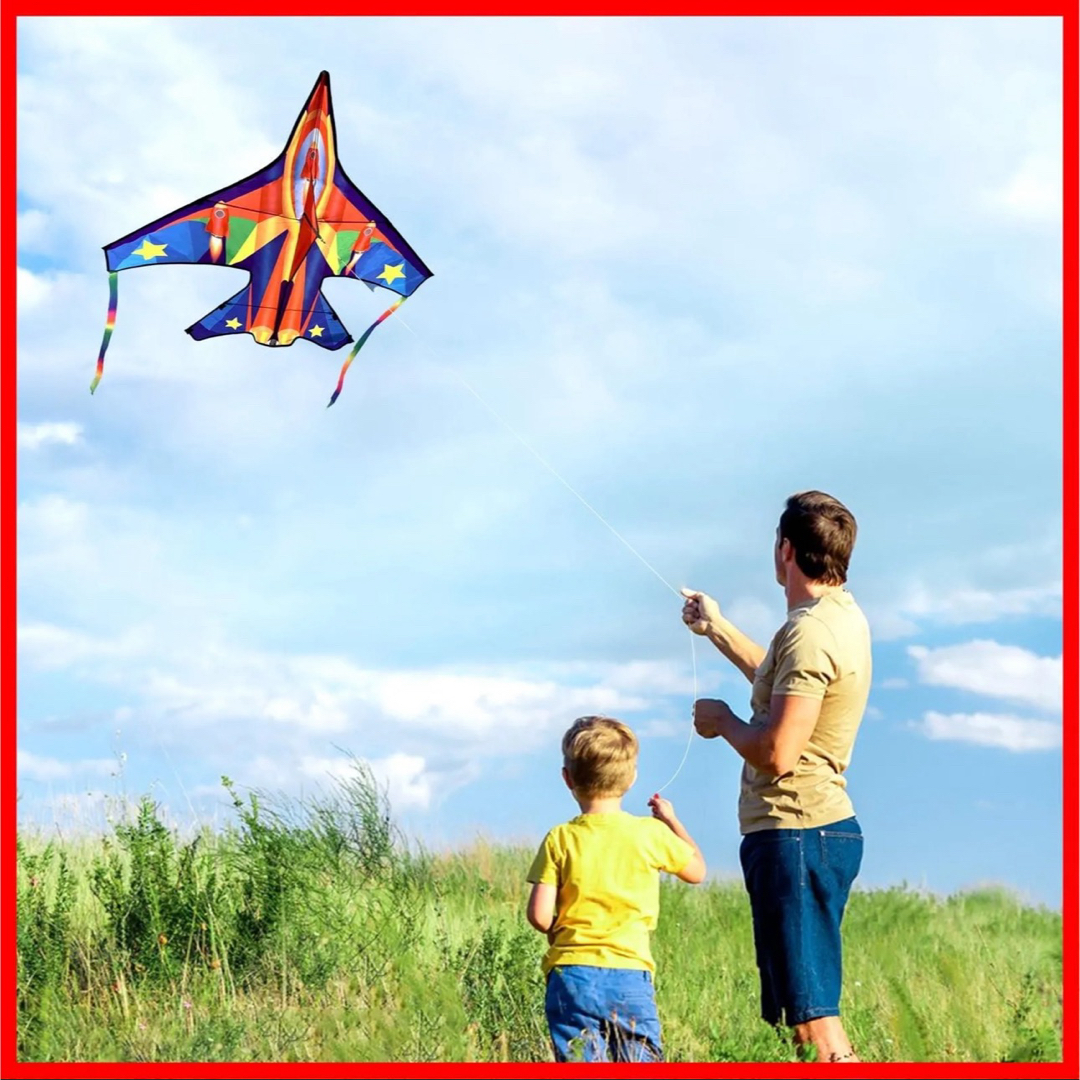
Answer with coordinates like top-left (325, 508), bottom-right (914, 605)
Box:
top-left (682, 588), bottom-right (766, 683)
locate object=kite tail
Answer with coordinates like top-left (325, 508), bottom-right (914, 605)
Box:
top-left (89, 272), bottom-right (119, 395)
top-left (327, 296), bottom-right (405, 407)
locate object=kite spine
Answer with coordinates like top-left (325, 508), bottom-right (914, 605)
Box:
top-left (327, 296), bottom-right (405, 408)
top-left (90, 272), bottom-right (119, 395)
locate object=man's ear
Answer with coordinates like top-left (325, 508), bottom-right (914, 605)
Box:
top-left (562, 766), bottom-right (574, 791)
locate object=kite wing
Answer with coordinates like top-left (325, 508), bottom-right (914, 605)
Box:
top-left (103, 158), bottom-right (287, 274)
top-left (317, 165), bottom-right (432, 298)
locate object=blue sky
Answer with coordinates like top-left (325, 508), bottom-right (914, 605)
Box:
top-left (15, 16), bottom-right (1064, 905)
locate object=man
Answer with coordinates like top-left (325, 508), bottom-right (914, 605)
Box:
top-left (682, 490), bottom-right (872, 1064)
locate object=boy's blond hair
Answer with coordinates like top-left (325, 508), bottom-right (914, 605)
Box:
top-left (562, 716), bottom-right (638, 798)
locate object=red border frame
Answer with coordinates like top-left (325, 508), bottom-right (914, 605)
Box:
top-left (3, 4), bottom-right (1076, 1077)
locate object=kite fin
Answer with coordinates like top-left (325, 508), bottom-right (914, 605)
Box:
top-left (297, 289), bottom-right (353, 351)
top-left (186, 285), bottom-right (259, 343)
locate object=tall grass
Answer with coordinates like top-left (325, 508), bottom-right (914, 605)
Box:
top-left (15, 765), bottom-right (1062, 1063)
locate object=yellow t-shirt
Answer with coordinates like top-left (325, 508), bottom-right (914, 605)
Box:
top-left (740, 589), bottom-right (873, 834)
top-left (526, 811), bottom-right (694, 975)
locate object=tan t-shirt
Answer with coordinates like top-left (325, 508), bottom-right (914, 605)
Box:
top-left (739, 589), bottom-right (872, 834)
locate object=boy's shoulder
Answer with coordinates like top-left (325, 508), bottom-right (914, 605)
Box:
top-left (544, 812), bottom-right (670, 844)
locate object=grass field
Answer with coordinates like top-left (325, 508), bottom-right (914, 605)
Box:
top-left (15, 765), bottom-right (1063, 1063)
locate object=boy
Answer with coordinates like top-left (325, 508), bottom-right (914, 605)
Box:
top-left (525, 715), bottom-right (706, 1063)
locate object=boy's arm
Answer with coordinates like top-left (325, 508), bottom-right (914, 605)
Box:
top-left (647, 796), bottom-right (706, 884)
top-left (526, 833), bottom-right (559, 934)
top-left (526, 883), bottom-right (557, 933)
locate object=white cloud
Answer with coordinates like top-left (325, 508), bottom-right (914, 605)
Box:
top-left (16, 421), bottom-right (83, 450)
top-left (881, 678), bottom-right (909, 690)
top-left (17, 208), bottom-right (51, 251)
top-left (18, 618), bottom-right (699, 768)
top-left (869, 581), bottom-right (1062, 642)
top-left (900, 581), bottom-right (1062, 625)
top-left (17, 622), bottom-right (149, 670)
top-left (915, 711), bottom-right (1061, 752)
top-left (638, 720), bottom-right (682, 738)
top-left (17, 749), bottom-right (116, 782)
top-left (863, 526), bottom-right (1063, 641)
top-left (17, 266), bottom-right (52, 310)
top-left (983, 152), bottom-right (1062, 224)
top-left (298, 752), bottom-right (475, 812)
top-left (908, 640), bottom-right (1061, 714)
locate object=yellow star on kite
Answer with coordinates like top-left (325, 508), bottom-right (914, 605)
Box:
top-left (132, 239), bottom-right (168, 260)
top-left (308, 324), bottom-right (325, 337)
top-left (377, 263), bottom-right (406, 285)
top-left (225, 317), bottom-right (242, 330)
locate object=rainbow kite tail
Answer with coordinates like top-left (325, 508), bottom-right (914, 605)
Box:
top-left (90, 272), bottom-right (119, 394)
top-left (327, 296), bottom-right (406, 408)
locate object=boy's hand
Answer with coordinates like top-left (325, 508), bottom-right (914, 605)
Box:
top-left (648, 794), bottom-right (679, 828)
top-left (681, 588), bottom-right (723, 636)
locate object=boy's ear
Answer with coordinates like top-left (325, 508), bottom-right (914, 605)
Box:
top-left (561, 766), bottom-right (574, 792)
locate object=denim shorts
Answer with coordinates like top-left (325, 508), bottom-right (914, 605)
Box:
top-left (739, 816), bottom-right (863, 1027)
top-left (544, 965), bottom-right (663, 1062)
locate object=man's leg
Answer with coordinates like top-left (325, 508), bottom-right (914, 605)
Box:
top-left (740, 830), bottom-right (800, 1030)
top-left (790, 819), bottom-right (865, 1063)
top-left (793, 1016), bottom-right (859, 1062)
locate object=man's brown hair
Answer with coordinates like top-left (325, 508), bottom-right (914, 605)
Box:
top-left (779, 490), bottom-right (857, 585)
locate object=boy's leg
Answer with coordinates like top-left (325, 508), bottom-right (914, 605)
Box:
top-left (544, 966), bottom-right (610, 1062)
top-left (598, 969), bottom-right (664, 1064)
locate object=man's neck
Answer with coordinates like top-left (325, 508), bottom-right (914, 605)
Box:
top-left (785, 576), bottom-right (844, 610)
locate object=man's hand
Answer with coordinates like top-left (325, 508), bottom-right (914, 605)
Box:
top-left (693, 698), bottom-right (736, 739)
top-left (648, 794), bottom-right (679, 829)
top-left (682, 588), bottom-right (723, 637)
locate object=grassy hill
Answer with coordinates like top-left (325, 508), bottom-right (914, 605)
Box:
top-left (15, 767), bottom-right (1062, 1063)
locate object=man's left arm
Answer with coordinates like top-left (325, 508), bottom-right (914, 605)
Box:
top-left (695, 616), bottom-right (834, 776)
top-left (696, 694), bottom-right (822, 776)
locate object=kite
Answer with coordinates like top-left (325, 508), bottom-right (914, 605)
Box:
top-left (92, 71), bottom-right (432, 406)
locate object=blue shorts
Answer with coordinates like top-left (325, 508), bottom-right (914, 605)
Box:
top-left (544, 965), bottom-right (663, 1062)
top-left (739, 816), bottom-right (863, 1028)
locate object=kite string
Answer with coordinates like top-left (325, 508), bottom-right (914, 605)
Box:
top-left (655, 631), bottom-right (698, 796)
top-left (447, 367), bottom-right (681, 600)
top-left (388, 312), bottom-right (701, 795)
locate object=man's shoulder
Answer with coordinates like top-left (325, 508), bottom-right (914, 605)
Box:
top-left (792, 591), bottom-right (868, 636)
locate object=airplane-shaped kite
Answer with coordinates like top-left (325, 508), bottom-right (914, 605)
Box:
top-left (92, 71), bottom-right (432, 406)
